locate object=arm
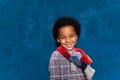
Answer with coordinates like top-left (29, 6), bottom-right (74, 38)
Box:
top-left (49, 51), bottom-right (61, 80)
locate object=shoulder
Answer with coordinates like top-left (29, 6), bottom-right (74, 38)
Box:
top-left (50, 50), bottom-right (62, 58)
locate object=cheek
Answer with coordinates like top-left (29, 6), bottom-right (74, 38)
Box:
top-left (60, 40), bottom-right (66, 44)
top-left (58, 39), bottom-right (65, 44)
top-left (73, 37), bottom-right (78, 42)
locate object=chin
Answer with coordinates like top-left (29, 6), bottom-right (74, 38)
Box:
top-left (66, 47), bottom-right (74, 51)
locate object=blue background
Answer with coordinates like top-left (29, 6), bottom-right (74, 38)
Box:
top-left (0, 0), bottom-right (120, 80)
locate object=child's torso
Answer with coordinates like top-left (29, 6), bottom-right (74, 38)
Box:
top-left (54, 49), bottom-right (87, 80)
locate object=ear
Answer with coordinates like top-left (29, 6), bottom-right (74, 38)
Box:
top-left (57, 38), bottom-right (60, 43)
top-left (76, 34), bottom-right (78, 40)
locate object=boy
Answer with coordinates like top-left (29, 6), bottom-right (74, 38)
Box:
top-left (49, 17), bottom-right (94, 80)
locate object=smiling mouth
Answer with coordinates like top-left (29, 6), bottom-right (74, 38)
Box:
top-left (66, 44), bottom-right (73, 48)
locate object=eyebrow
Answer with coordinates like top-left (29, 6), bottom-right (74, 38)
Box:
top-left (58, 32), bottom-right (76, 36)
top-left (70, 33), bottom-right (75, 35)
top-left (58, 35), bottom-right (65, 37)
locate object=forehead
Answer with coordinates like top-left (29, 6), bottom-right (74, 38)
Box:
top-left (58, 25), bottom-right (76, 35)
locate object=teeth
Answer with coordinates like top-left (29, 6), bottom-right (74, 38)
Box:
top-left (67, 45), bottom-right (71, 47)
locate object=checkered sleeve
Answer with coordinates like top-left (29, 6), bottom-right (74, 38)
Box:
top-left (49, 51), bottom-right (61, 80)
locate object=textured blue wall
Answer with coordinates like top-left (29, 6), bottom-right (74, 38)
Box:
top-left (0, 0), bottom-right (120, 80)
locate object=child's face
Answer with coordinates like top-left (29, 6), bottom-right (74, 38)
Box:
top-left (57, 25), bottom-right (78, 51)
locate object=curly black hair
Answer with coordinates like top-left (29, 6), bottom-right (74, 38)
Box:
top-left (52, 17), bottom-right (81, 46)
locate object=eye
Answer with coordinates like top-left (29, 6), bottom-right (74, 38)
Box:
top-left (59, 36), bottom-right (66, 39)
top-left (69, 34), bottom-right (75, 37)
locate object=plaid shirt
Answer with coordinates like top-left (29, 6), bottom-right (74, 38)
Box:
top-left (49, 49), bottom-right (88, 80)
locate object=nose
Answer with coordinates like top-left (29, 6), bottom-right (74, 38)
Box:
top-left (66, 37), bottom-right (71, 43)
